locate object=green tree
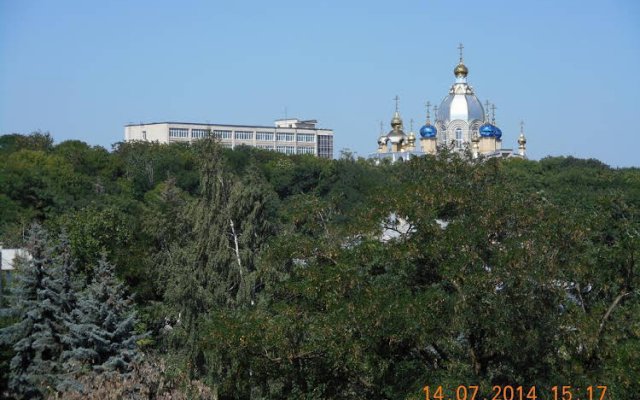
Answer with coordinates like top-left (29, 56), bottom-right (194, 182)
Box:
top-left (557, 195), bottom-right (640, 396)
top-left (162, 139), bottom-right (276, 386)
top-left (112, 141), bottom-right (199, 198)
top-left (0, 132), bottom-right (53, 155)
top-left (55, 205), bottom-right (134, 274)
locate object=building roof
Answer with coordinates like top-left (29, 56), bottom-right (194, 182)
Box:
top-left (124, 121), bottom-right (333, 132)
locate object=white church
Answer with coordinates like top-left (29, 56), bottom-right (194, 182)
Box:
top-left (371, 44), bottom-right (527, 162)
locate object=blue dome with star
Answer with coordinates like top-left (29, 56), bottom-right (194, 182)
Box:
top-left (420, 123), bottom-right (437, 138)
top-left (479, 123), bottom-right (497, 137)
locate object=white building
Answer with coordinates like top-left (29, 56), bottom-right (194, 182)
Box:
top-left (0, 248), bottom-right (28, 271)
top-left (0, 246), bottom-right (29, 290)
top-left (124, 118), bottom-right (334, 159)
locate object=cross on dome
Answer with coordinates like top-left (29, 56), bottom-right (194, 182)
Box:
top-left (454, 43), bottom-right (468, 78)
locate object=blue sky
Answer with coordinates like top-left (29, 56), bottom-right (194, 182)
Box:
top-left (1, 0), bottom-right (639, 166)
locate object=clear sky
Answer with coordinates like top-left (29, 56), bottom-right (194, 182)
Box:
top-left (1, 0), bottom-right (639, 166)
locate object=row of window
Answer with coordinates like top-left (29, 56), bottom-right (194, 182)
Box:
top-left (256, 132), bottom-right (274, 141)
top-left (166, 128), bottom-right (324, 156)
top-left (276, 133), bottom-right (295, 142)
top-left (296, 147), bottom-right (315, 155)
top-left (213, 130), bottom-right (232, 139)
top-left (169, 128), bottom-right (189, 138)
top-left (255, 145), bottom-right (315, 155)
top-left (192, 129), bottom-right (209, 138)
top-left (297, 134), bottom-right (315, 142)
top-left (169, 128), bottom-right (319, 142)
top-left (317, 135), bottom-right (333, 159)
top-left (235, 131), bottom-right (253, 140)
top-left (276, 145), bottom-right (296, 155)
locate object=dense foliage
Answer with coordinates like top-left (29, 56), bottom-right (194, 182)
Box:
top-left (0, 132), bottom-right (638, 399)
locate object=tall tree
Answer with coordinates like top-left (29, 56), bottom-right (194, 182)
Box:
top-left (62, 256), bottom-right (142, 376)
top-left (162, 139), bottom-right (276, 382)
top-left (0, 225), bottom-right (71, 398)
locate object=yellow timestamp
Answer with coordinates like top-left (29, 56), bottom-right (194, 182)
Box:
top-left (422, 385), bottom-right (608, 400)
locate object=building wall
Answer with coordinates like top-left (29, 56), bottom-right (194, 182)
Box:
top-left (0, 248), bottom-right (29, 292)
top-left (125, 124), bottom-right (168, 142)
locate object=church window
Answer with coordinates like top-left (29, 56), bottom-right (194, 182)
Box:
top-left (455, 128), bottom-right (463, 148)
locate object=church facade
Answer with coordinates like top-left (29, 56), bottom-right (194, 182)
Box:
top-left (372, 45), bottom-right (527, 162)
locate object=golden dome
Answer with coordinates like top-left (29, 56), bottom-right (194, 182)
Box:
top-left (518, 133), bottom-right (527, 146)
top-left (454, 62), bottom-right (468, 78)
top-left (407, 131), bottom-right (416, 145)
top-left (391, 111), bottom-right (402, 128)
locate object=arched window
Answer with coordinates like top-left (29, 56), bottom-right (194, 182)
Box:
top-left (455, 128), bottom-right (463, 148)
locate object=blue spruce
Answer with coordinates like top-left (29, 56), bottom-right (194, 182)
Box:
top-left (0, 224), bottom-right (73, 398)
top-left (62, 256), bottom-right (142, 375)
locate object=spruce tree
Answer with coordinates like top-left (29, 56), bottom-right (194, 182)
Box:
top-left (52, 232), bottom-right (78, 317)
top-left (0, 224), bottom-right (69, 398)
top-left (62, 256), bottom-right (142, 376)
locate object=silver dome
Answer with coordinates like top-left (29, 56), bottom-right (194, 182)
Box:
top-left (387, 128), bottom-right (406, 144)
top-left (437, 92), bottom-right (485, 123)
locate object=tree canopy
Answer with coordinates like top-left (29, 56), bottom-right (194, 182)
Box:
top-left (0, 133), bottom-right (638, 399)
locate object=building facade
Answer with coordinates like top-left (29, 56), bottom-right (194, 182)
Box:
top-left (125, 118), bottom-right (334, 159)
top-left (0, 246), bottom-right (29, 291)
top-left (372, 45), bottom-right (527, 162)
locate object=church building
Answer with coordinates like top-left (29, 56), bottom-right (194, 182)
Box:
top-left (372, 45), bottom-right (527, 162)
